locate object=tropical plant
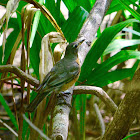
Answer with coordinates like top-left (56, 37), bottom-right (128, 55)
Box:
top-left (0, 0), bottom-right (140, 140)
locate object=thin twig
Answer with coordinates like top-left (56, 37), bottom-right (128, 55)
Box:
top-left (3, 81), bottom-right (36, 91)
top-left (4, 81), bottom-right (20, 87)
top-left (94, 103), bottom-right (105, 136)
top-left (101, 68), bottom-right (140, 140)
top-left (10, 73), bottom-right (19, 126)
top-left (0, 119), bottom-right (18, 137)
top-left (0, 76), bottom-right (18, 82)
top-left (23, 114), bottom-right (50, 140)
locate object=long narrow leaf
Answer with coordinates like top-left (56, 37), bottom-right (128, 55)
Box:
top-left (118, 0), bottom-right (140, 21)
top-left (80, 94), bottom-right (86, 140)
top-left (86, 50), bottom-right (140, 86)
top-left (62, 0), bottom-right (91, 13)
top-left (107, 0), bottom-right (138, 15)
top-left (0, 93), bottom-right (18, 130)
top-left (79, 19), bottom-right (139, 82)
top-left (23, 114), bottom-right (50, 140)
top-left (123, 28), bottom-right (140, 37)
top-left (3, 18), bottom-right (20, 65)
top-left (62, 6), bottom-right (88, 42)
top-left (122, 132), bottom-right (139, 140)
top-left (91, 68), bottom-right (134, 87)
top-left (103, 39), bottom-right (140, 55)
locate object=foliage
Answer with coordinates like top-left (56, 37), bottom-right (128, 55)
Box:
top-left (0, 0), bottom-right (140, 139)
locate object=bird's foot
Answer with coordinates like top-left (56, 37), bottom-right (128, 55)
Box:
top-left (57, 92), bottom-right (72, 108)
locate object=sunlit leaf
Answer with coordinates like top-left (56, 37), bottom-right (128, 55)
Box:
top-left (86, 50), bottom-right (140, 86)
top-left (118, 0), bottom-right (140, 21)
top-left (62, 6), bottom-right (88, 42)
top-left (103, 39), bottom-right (140, 55)
top-left (106, 0), bottom-right (138, 14)
top-left (79, 19), bottom-right (139, 82)
top-left (62, 0), bottom-right (91, 13)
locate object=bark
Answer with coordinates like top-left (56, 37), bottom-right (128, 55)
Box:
top-left (51, 0), bottom-right (113, 139)
top-left (101, 68), bottom-right (140, 140)
top-left (0, 65), bottom-right (39, 87)
top-left (74, 86), bottom-right (117, 114)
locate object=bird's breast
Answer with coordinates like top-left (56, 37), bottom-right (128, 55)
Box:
top-left (61, 75), bottom-right (80, 91)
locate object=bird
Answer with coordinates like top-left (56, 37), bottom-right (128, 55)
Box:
top-left (26, 39), bottom-right (84, 112)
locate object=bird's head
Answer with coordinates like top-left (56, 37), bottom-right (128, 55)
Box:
top-left (65, 39), bottom-right (85, 56)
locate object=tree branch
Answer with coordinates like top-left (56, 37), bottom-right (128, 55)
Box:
top-left (78, 0), bottom-right (113, 66)
top-left (51, 0), bottom-right (113, 139)
top-left (101, 68), bottom-right (140, 140)
top-left (74, 86), bottom-right (117, 114)
top-left (0, 65), bottom-right (39, 87)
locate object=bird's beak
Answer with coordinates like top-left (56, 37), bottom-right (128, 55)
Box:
top-left (76, 39), bottom-right (85, 47)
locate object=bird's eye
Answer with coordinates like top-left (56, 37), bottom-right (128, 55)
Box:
top-left (74, 44), bottom-right (78, 48)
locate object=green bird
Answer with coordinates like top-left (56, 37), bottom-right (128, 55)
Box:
top-left (26, 39), bottom-right (84, 112)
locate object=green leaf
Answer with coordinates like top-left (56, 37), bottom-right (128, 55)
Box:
top-left (0, 0), bottom-right (9, 6)
top-left (30, 0), bottom-right (44, 48)
top-left (96, 50), bottom-right (140, 73)
top-left (106, 0), bottom-right (138, 15)
top-left (122, 132), bottom-right (139, 140)
top-left (80, 94), bottom-right (86, 140)
top-left (86, 50), bottom-right (140, 86)
top-left (22, 113), bottom-right (29, 140)
top-left (107, 0), bottom-right (124, 15)
top-left (62, 0), bottom-right (91, 13)
top-left (62, 6), bottom-right (88, 42)
top-left (23, 114), bottom-right (50, 140)
top-left (2, 18), bottom-right (20, 65)
top-left (103, 39), bottom-right (140, 55)
top-left (30, 32), bottom-right (41, 78)
top-left (0, 46), bottom-right (2, 65)
top-left (30, 0), bottom-right (63, 78)
top-left (44, 0), bottom-right (57, 20)
top-left (118, 0), bottom-right (140, 21)
top-left (0, 93), bottom-right (18, 130)
top-left (16, 1), bottom-right (27, 29)
top-left (79, 19), bottom-right (139, 82)
top-left (123, 27), bottom-right (140, 37)
top-left (92, 68), bottom-right (134, 87)
top-left (131, 14), bottom-right (140, 50)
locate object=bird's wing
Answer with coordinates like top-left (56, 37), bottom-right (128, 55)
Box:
top-left (36, 71), bottom-right (54, 92)
top-left (37, 58), bottom-right (80, 93)
top-left (47, 60), bottom-right (80, 88)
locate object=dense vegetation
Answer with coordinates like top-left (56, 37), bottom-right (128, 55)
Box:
top-left (0, 0), bottom-right (140, 139)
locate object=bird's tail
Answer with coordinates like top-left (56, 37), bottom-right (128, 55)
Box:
top-left (25, 92), bottom-right (48, 112)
